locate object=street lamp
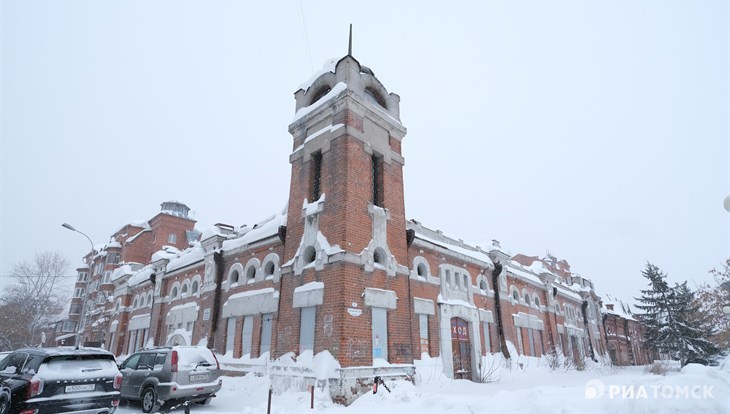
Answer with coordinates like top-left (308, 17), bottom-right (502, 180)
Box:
top-left (62, 223), bottom-right (95, 347)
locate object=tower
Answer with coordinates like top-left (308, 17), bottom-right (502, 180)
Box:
top-left (279, 52), bottom-right (411, 366)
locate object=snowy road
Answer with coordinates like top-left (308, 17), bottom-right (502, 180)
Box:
top-left (114, 363), bottom-right (730, 414)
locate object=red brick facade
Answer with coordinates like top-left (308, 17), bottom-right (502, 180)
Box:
top-left (56, 55), bottom-right (648, 384)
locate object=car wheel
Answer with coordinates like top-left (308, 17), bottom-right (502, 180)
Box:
top-left (141, 387), bottom-right (159, 413)
top-left (0, 394), bottom-right (9, 414)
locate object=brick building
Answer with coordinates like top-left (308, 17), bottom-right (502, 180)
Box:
top-left (601, 293), bottom-right (653, 366)
top-left (57, 53), bottom-right (648, 398)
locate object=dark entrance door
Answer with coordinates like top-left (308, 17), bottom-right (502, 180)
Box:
top-left (451, 318), bottom-right (471, 379)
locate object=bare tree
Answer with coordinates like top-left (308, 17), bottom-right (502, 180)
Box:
top-left (694, 258), bottom-right (730, 350)
top-left (0, 251), bottom-right (70, 349)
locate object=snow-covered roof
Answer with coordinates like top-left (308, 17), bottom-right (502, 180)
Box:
top-left (166, 244), bottom-right (205, 273)
top-left (504, 262), bottom-right (546, 288)
top-left (112, 220), bottom-right (151, 237)
top-left (222, 207), bottom-right (288, 252)
top-left (408, 222), bottom-right (493, 267)
top-left (151, 246), bottom-right (181, 263)
top-left (128, 266), bottom-right (156, 287)
top-left (125, 228), bottom-right (151, 244)
top-left (110, 263), bottom-right (143, 282)
top-left (601, 293), bottom-right (637, 321)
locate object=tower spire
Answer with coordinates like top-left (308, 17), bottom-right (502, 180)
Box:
top-left (348, 24), bottom-right (353, 56)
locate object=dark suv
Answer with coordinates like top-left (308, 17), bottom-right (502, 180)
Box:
top-left (118, 346), bottom-right (221, 413)
top-left (0, 347), bottom-right (122, 414)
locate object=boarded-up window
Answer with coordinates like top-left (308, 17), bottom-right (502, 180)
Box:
top-left (372, 153), bottom-right (384, 207)
top-left (260, 313), bottom-right (273, 356)
top-left (483, 322), bottom-right (491, 353)
top-left (241, 315), bottom-right (254, 356)
top-left (516, 327), bottom-right (524, 355)
top-left (128, 331), bottom-right (137, 355)
top-left (372, 307), bottom-right (388, 361)
top-left (299, 306), bottom-right (316, 353)
top-left (226, 317), bottom-right (236, 354)
top-left (527, 328), bottom-right (536, 357)
top-left (419, 314), bottom-right (429, 356)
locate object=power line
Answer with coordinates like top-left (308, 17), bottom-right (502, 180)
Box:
top-left (0, 274), bottom-right (83, 278)
top-left (298, 0), bottom-right (314, 73)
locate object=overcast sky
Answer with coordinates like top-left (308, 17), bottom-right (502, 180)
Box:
top-left (1, 1), bottom-right (728, 304)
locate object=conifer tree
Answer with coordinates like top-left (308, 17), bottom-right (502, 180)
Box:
top-left (635, 262), bottom-right (721, 366)
top-left (671, 281), bottom-right (720, 365)
top-left (635, 262), bottom-right (671, 354)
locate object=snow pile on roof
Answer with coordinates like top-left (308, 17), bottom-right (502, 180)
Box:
top-left (297, 57), bottom-right (339, 92)
top-left (125, 228), bottom-right (151, 243)
top-left (111, 264), bottom-right (138, 282)
top-left (222, 207), bottom-right (288, 252)
top-left (525, 260), bottom-right (556, 276)
top-left (128, 266), bottom-right (155, 287)
top-left (112, 220), bottom-right (151, 237)
top-left (602, 293), bottom-right (636, 320)
top-left (166, 244), bottom-right (205, 273)
top-left (106, 241), bottom-right (121, 249)
top-left (151, 246), bottom-right (181, 263)
top-left (292, 82), bottom-right (348, 123)
top-left (408, 222), bottom-right (493, 266)
top-left (199, 225), bottom-right (236, 243)
top-left (505, 262), bottom-right (547, 287)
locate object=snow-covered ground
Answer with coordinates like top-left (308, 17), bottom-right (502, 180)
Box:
top-left (116, 356), bottom-right (730, 414)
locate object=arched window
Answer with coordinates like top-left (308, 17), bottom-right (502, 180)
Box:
top-left (479, 280), bottom-right (488, 291)
top-left (230, 270), bottom-right (240, 284)
top-left (416, 263), bottom-right (427, 278)
top-left (534, 295), bottom-right (541, 308)
top-left (264, 261), bottom-right (275, 277)
top-left (133, 298), bottom-right (138, 309)
top-left (181, 283), bottom-right (189, 296)
top-left (524, 292), bottom-right (530, 304)
top-left (310, 85), bottom-right (332, 104)
top-left (463, 274), bottom-right (469, 289)
top-left (373, 248), bottom-right (386, 265)
top-left (365, 86), bottom-right (387, 108)
top-left (511, 287), bottom-right (519, 302)
top-left (246, 265), bottom-right (256, 281)
top-left (191, 280), bottom-right (199, 295)
top-left (304, 246), bottom-right (316, 264)
top-left (171, 286), bottom-right (178, 299)
top-left (146, 293), bottom-right (152, 306)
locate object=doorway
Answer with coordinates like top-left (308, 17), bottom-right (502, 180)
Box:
top-left (451, 318), bottom-right (471, 379)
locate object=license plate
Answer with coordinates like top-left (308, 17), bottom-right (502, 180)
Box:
top-left (189, 374), bottom-right (207, 382)
top-left (65, 384), bottom-right (95, 393)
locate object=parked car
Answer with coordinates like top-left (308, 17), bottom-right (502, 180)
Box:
top-left (0, 347), bottom-right (122, 414)
top-left (0, 353), bottom-right (10, 366)
top-left (118, 346), bottom-right (222, 413)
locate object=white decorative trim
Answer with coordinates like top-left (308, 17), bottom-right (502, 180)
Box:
top-left (364, 288), bottom-right (397, 309)
top-left (413, 297), bottom-right (435, 315)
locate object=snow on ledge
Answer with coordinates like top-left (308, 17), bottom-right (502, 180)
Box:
top-left (294, 281), bottom-right (324, 293)
top-left (292, 82), bottom-right (347, 123)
